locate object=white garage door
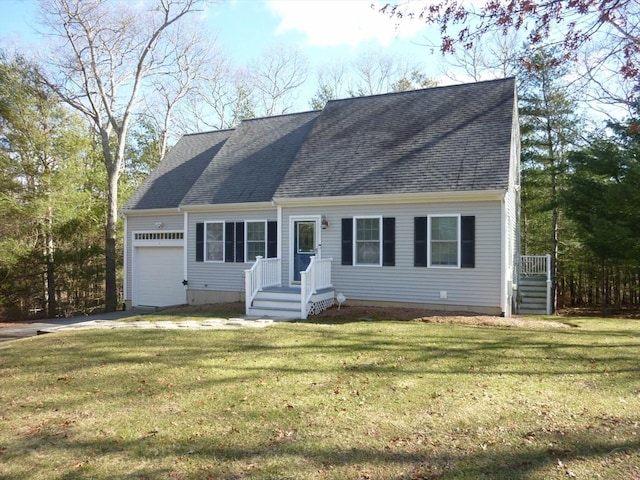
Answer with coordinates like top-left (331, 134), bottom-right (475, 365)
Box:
top-left (134, 247), bottom-right (185, 307)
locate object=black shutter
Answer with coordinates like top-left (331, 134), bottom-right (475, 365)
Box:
top-left (341, 218), bottom-right (353, 265)
top-left (461, 216), bottom-right (475, 268)
top-left (267, 221), bottom-right (277, 258)
top-left (414, 217), bottom-right (427, 267)
top-left (224, 222), bottom-right (235, 263)
top-left (195, 223), bottom-right (204, 262)
top-left (382, 217), bottom-right (395, 266)
top-left (235, 222), bottom-right (245, 263)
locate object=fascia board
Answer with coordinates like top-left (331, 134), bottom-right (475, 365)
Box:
top-left (272, 190), bottom-right (506, 207)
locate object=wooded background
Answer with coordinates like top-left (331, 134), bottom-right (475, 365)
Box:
top-left (1, 0), bottom-right (638, 320)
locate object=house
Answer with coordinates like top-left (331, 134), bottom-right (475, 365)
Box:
top-left (122, 77), bottom-right (521, 318)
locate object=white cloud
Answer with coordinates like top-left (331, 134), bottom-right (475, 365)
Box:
top-left (268, 0), bottom-right (428, 48)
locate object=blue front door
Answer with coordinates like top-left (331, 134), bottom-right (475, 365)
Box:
top-left (293, 220), bottom-right (316, 283)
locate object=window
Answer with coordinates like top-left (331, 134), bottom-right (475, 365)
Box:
top-left (196, 221), bottom-right (277, 263)
top-left (205, 222), bottom-right (224, 262)
top-left (246, 221), bottom-right (266, 261)
top-left (429, 215), bottom-right (459, 267)
top-left (414, 215), bottom-right (475, 268)
top-left (355, 217), bottom-right (381, 266)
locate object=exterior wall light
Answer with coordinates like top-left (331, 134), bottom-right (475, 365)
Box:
top-left (321, 215), bottom-right (329, 229)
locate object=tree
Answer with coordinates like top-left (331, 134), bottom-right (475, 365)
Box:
top-left (309, 52), bottom-right (436, 109)
top-left (249, 44), bottom-right (308, 117)
top-left (382, 1), bottom-right (639, 77)
top-left (39, 0), bottom-right (206, 311)
top-left (563, 111), bottom-right (640, 312)
top-left (518, 47), bottom-right (582, 311)
top-left (0, 52), bottom-right (96, 318)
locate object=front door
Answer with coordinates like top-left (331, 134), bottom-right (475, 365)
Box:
top-left (293, 220), bottom-right (317, 283)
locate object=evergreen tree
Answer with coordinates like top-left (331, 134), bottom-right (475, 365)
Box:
top-left (518, 46), bottom-right (581, 310)
top-left (563, 108), bottom-right (640, 313)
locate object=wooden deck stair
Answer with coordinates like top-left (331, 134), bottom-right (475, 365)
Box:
top-left (518, 275), bottom-right (549, 315)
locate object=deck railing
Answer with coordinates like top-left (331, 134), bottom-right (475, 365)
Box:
top-left (300, 256), bottom-right (333, 319)
top-left (520, 254), bottom-right (551, 277)
top-left (244, 256), bottom-right (281, 313)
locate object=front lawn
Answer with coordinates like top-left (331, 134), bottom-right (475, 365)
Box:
top-left (0, 316), bottom-right (638, 479)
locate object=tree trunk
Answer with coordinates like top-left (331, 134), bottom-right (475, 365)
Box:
top-left (104, 166), bottom-right (119, 312)
top-left (45, 204), bottom-right (57, 318)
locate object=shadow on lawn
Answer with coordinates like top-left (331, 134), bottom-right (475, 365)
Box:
top-left (4, 422), bottom-right (639, 479)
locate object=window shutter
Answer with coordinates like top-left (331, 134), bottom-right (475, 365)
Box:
top-left (235, 222), bottom-right (245, 263)
top-left (461, 216), bottom-right (475, 268)
top-left (414, 217), bottom-right (427, 267)
top-left (382, 217), bottom-right (395, 266)
top-left (267, 221), bottom-right (277, 258)
top-left (195, 223), bottom-right (204, 262)
top-left (341, 218), bottom-right (353, 265)
top-left (224, 222), bottom-right (235, 263)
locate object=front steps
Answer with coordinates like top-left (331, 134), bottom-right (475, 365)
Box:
top-left (518, 275), bottom-right (549, 315)
top-left (247, 286), bottom-right (335, 319)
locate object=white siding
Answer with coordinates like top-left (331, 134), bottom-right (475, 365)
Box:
top-left (124, 214), bottom-right (184, 302)
top-left (282, 200), bottom-right (503, 311)
top-left (186, 210), bottom-right (278, 293)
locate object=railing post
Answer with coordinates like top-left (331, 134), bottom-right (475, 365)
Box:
top-left (255, 256), bottom-right (263, 291)
top-left (546, 254), bottom-right (552, 315)
top-left (300, 271), bottom-right (308, 319)
top-left (244, 269), bottom-right (252, 314)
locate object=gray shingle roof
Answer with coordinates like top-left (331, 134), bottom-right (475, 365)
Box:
top-left (181, 110), bottom-right (321, 205)
top-left (123, 130), bottom-right (232, 210)
top-left (275, 77), bottom-right (515, 198)
top-left (124, 78), bottom-right (516, 211)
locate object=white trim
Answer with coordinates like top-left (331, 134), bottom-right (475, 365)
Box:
top-left (277, 205), bottom-right (283, 260)
top-left (427, 214), bottom-right (461, 269)
top-left (245, 220), bottom-right (268, 264)
top-left (123, 216), bottom-right (128, 302)
top-left (273, 189), bottom-right (505, 207)
top-left (131, 230), bottom-right (184, 247)
top-left (204, 221), bottom-right (225, 263)
top-left (121, 207), bottom-right (181, 216)
top-left (183, 212), bottom-right (188, 288)
top-left (353, 215), bottom-right (383, 267)
top-left (288, 215), bottom-right (321, 285)
top-left (180, 202), bottom-right (275, 213)
top-left (500, 197), bottom-right (507, 316)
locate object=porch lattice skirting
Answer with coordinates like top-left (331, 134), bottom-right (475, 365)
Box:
top-left (308, 297), bottom-right (334, 316)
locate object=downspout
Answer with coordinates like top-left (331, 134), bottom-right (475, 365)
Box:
top-left (183, 211), bottom-right (189, 304)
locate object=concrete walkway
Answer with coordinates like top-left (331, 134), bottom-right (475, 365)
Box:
top-left (0, 310), bottom-right (274, 343)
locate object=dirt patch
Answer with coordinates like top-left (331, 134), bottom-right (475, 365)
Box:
top-left (313, 304), bottom-right (570, 329)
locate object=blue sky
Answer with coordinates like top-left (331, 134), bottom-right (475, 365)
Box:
top-left (0, 0), bottom-right (446, 110)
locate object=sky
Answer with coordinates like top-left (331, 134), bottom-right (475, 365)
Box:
top-left (0, 0), bottom-right (448, 111)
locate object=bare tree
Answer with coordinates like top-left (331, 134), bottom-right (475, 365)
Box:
top-left (182, 58), bottom-right (256, 131)
top-left (140, 21), bottom-right (211, 159)
top-left (249, 44), bottom-right (308, 117)
top-left (348, 49), bottom-right (426, 96)
top-left (39, 0), bottom-right (207, 311)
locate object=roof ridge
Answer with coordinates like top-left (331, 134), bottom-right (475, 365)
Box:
top-left (325, 76), bottom-right (515, 105)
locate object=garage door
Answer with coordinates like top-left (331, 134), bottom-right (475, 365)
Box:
top-left (134, 247), bottom-right (185, 307)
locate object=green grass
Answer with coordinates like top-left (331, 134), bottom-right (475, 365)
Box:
top-left (0, 315), bottom-right (639, 479)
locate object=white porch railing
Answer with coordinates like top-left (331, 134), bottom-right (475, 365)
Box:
top-left (519, 254), bottom-right (552, 315)
top-left (520, 254), bottom-right (551, 277)
top-left (300, 256), bottom-right (333, 319)
top-left (244, 256), bottom-right (281, 313)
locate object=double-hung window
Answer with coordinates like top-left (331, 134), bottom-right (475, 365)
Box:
top-left (246, 221), bottom-right (266, 261)
top-left (354, 216), bottom-right (382, 266)
top-left (429, 215), bottom-right (460, 267)
top-left (205, 221), bottom-right (224, 262)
